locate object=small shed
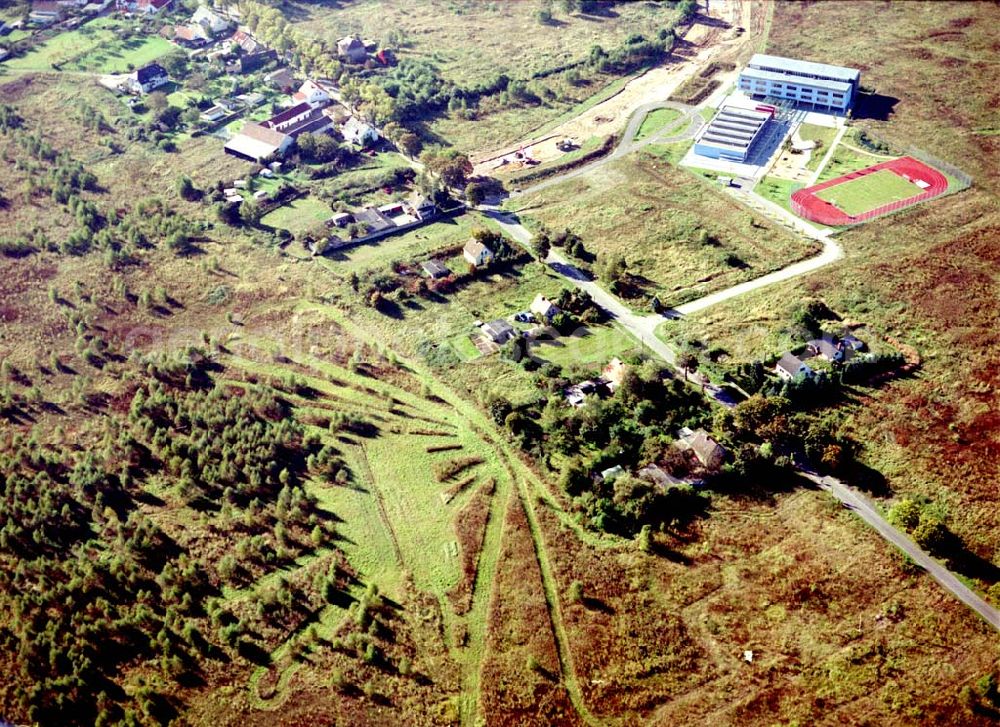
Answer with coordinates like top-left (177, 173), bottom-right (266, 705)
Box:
top-left (421, 260), bottom-right (450, 279)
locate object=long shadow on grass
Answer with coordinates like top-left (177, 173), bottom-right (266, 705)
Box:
top-left (854, 92), bottom-right (900, 122)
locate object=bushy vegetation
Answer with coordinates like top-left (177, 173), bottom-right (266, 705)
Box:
top-left (0, 350), bottom-right (356, 724)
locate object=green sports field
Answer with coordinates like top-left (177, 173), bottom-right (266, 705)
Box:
top-left (815, 168), bottom-right (923, 216)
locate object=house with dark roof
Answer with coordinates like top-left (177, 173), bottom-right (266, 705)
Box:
top-left (775, 352), bottom-right (814, 381)
top-left (481, 319), bottom-right (515, 344)
top-left (336, 35), bottom-right (367, 63)
top-left (265, 67), bottom-right (296, 91)
top-left (129, 63), bottom-right (169, 95)
top-left (353, 207), bottom-right (395, 234)
top-left (807, 335), bottom-right (844, 362)
top-left (261, 104), bottom-right (334, 138)
top-left (228, 49), bottom-right (277, 75)
top-left (421, 260), bottom-right (450, 279)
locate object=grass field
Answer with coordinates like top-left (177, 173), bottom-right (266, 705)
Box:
top-left (260, 196), bottom-right (333, 234)
top-left (755, 175), bottom-right (802, 213)
top-left (531, 323), bottom-right (636, 368)
top-left (635, 108), bottom-right (683, 141)
top-left (289, 0), bottom-right (679, 87)
top-left (814, 168), bottom-right (922, 216)
top-left (797, 122), bottom-right (838, 172)
top-left (3, 18), bottom-right (173, 73)
top-left (509, 150), bottom-right (819, 307)
top-left (816, 141), bottom-right (887, 183)
top-left (319, 212), bottom-right (494, 276)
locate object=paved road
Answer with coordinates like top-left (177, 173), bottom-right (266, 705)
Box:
top-left (800, 471), bottom-right (1000, 633)
top-left (485, 205), bottom-right (742, 407)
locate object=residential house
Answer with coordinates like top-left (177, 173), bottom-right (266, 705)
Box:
top-left (234, 92), bottom-right (265, 108)
top-left (229, 29), bottom-right (262, 54)
top-left (602, 357), bottom-right (628, 392)
top-left (336, 35), bottom-right (367, 63)
top-left (291, 79), bottom-right (330, 108)
top-left (564, 379), bottom-right (608, 408)
top-left (807, 334), bottom-right (847, 362)
top-left (481, 319), bottom-right (515, 345)
top-left (676, 427), bottom-right (726, 470)
top-left (224, 123), bottom-right (292, 163)
top-left (191, 5), bottom-right (231, 36)
top-left (408, 194), bottom-right (437, 221)
top-left (600, 465), bottom-right (625, 482)
top-left (260, 102), bottom-right (334, 138)
top-left (119, 0), bottom-right (172, 14)
top-left (842, 333), bottom-right (866, 351)
top-left (352, 207), bottom-right (395, 234)
top-left (775, 352), bottom-right (813, 381)
top-left (638, 463), bottom-right (686, 490)
top-left (199, 104), bottom-right (228, 123)
top-left (29, 1), bottom-right (64, 24)
top-left (174, 23), bottom-right (210, 46)
top-left (265, 67), bottom-right (296, 92)
top-left (530, 294), bottom-right (560, 321)
top-left (341, 116), bottom-right (379, 146)
top-left (463, 239), bottom-right (494, 267)
top-left (421, 260), bottom-right (450, 279)
top-left (329, 212), bottom-right (353, 228)
top-left (227, 48), bottom-right (277, 74)
top-left (128, 63), bottom-right (169, 95)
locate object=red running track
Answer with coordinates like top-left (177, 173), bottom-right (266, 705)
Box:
top-left (791, 156), bottom-right (948, 226)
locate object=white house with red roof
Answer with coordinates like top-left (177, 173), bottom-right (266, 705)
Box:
top-left (291, 79), bottom-right (330, 108)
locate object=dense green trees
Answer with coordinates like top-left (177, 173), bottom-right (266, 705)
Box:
top-left (0, 348), bottom-right (355, 724)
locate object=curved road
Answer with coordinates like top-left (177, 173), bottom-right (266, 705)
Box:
top-left (487, 202), bottom-right (1000, 633)
top-left (510, 100), bottom-right (705, 198)
top-left (481, 97), bottom-right (999, 633)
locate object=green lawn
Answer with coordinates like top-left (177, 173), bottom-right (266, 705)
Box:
top-left (755, 175), bottom-right (803, 213)
top-left (448, 333), bottom-right (482, 362)
top-left (320, 212), bottom-right (494, 276)
top-left (797, 122), bottom-right (838, 172)
top-left (645, 139), bottom-right (695, 165)
top-left (4, 18), bottom-right (173, 73)
top-left (635, 107), bottom-right (683, 141)
top-left (260, 196), bottom-right (333, 234)
top-left (816, 143), bottom-right (886, 183)
top-left (530, 323), bottom-right (637, 368)
top-left (815, 168), bottom-right (922, 216)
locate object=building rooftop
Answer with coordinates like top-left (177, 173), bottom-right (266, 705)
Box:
top-left (740, 66), bottom-right (853, 94)
top-left (776, 352), bottom-right (811, 377)
top-left (748, 53), bottom-right (860, 83)
top-left (697, 105), bottom-right (771, 152)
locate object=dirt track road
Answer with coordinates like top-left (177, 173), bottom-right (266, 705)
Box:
top-left (472, 0), bottom-right (745, 175)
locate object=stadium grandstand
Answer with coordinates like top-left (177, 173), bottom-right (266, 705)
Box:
top-left (738, 54), bottom-right (861, 113)
top-left (693, 104), bottom-right (774, 162)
